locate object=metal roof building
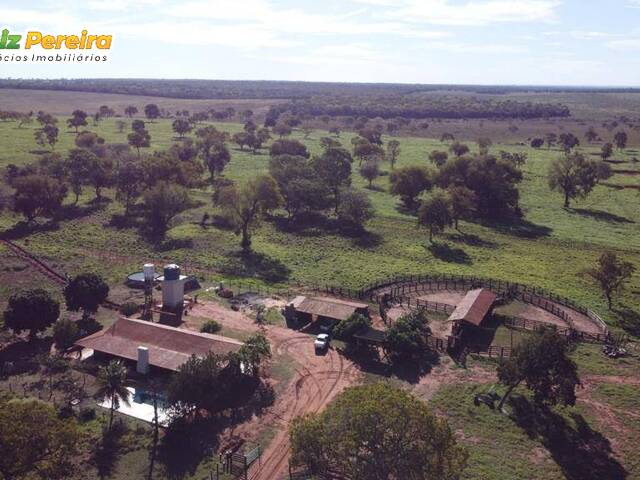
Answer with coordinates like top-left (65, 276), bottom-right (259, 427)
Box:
top-left (290, 296), bottom-right (369, 322)
top-left (75, 317), bottom-right (243, 372)
top-left (447, 289), bottom-right (497, 327)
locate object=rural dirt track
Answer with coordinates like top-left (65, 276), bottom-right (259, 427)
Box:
top-left (190, 302), bottom-right (361, 480)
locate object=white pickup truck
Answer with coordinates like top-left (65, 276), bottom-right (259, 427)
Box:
top-left (314, 333), bottom-right (330, 351)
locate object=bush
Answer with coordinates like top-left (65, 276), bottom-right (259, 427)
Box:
top-left (79, 407), bottom-right (96, 422)
top-left (52, 318), bottom-right (79, 350)
top-left (333, 313), bottom-right (371, 341)
top-left (200, 320), bottom-right (222, 334)
top-left (119, 302), bottom-right (139, 317)
top-left (218, 288), bottom-right (234, 299)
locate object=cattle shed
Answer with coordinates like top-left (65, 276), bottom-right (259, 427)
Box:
top-left (75, 317), bottom-right (243, 372)
top-left (289, 296), bottom-right (369, 325)
top-left (447, 289), bottom-right (497, 327)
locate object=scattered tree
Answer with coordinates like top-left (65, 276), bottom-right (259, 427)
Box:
top-left (311, 147), bottom-right (353, 214)
top-left (124, 105), bottom-right (138, 118)
top-left (390, 165), bottom-right (431, 210)
top-left (66, 109), bottom-right (88, 133)
top-left (429, 150), bottom-right (448, 167)
top-left (359, 160), bottom-right (379, 188)
top-left (530, 138), bottom-right (544, 149)
top-left (332, 312), bottom-right (371, 341)
top-left (142, 182), bottom-right (191, 238)
top-left (386, 139), bottom-right (401, 169)
top-left (548, 153), bottom-right (610, 207)
top-left (144, 103), bottom-right (160, 121)
top-left (53, 318), bottom-right (80, 350)
top-left (172, 118), bottom-right (192, 138)
top-left (3, 289), bottom-right (60, 339)
top-left (497, 328), bottom-right (580, 410)
top-left (418, 191), bottom-right (452, 242)
top-left (449, 141), bottom-right (470, 158)
top-left (600, 142), bottom-right (614, 161)
top-left (336, 188), bottom-right (375, 232)
top-left (588, 252), bottom-right (635, 310)
top-left (64, 273), bottom-right (110, 321)
top-left (11, 174), bottom-right (67, 221)
top-left (289, 383), bottom-right (467, 480)
top-left (613, 131), bottom-right (628, 151)
top-left (215, 175), bottom-right (282, 251)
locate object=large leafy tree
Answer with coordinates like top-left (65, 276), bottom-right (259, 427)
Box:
top-left (268, 154), bottom-right (329, 220)
top-left (588, 252), bottom-right (635, 310)
top-left (384, 309), bottom-right (432, 360)
top-left (215, 175), bottom-right (282, 251)
top-left (167, 352), bottom-right (227, 416)
top-left (237, 332), bottom-right (271, 377)
top-left (290, 383), bottom-right (467, 479)
top-left (66, 109), bottom-right (88, 133)
top-left (269, 139), bottom-right (309, 158)
top-left (418, 191), bottom-right (452, 242)
top-left (144, 103), bottom-right (161, 120)
top-left (172, 118), bottom-right (192, 138)
top-left (436, 154), bottom-right (522, 218)
top-left (547, 153), bottom-right (611, 207)
top-left (311, 147), bottom-right (353, 214)
top-left (3, 289), bottom-right (60, 339)
top-left (0, 398), bottom-right (79, 479)
top-left (336, 188), bottom-right (375, 232)
top-left (389, 165), bottom-right (431, 210)
top-left (64, 273), bottom-right (110, 321)
top-left (333, 312), bottom-right (371, 341)
top-left (115, 158), bottom-right (145, 215)
top-left (196, 126), bottom-right (230, 180)
top-left (11, 174), bottom-right (68, 221)
top-left (497, 328), bottom-right (580, 410)
top-left (142, 182), bottom-right (191, 238)
top-left (95, 360), bottom-right (131, 433)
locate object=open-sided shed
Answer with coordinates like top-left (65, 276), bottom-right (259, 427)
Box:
top-left (289, 296), bottom-right (369, 326)
top-left (447, 288), bottom-right (497, 328)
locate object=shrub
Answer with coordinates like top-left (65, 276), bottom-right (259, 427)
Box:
top-left (52, 318), bottom-right (79, 350)
top-left (119, 302), bottom-right (139, 317)
top-left (200, 320), bottom-right (222, 334)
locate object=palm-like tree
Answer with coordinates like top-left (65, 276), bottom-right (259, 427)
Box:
top-left (95, 360), bottom-right (131, 433)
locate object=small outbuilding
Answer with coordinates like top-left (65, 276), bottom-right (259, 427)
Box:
top-left (288, 296), bottom-right (369, 327)
top-left (447, 288), bottom-right (497, 328)
top-left (75, 317), bottom-right (243, 373)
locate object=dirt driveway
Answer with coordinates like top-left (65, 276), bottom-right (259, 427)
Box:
top-left (188, 301), bottom-right (361, 480)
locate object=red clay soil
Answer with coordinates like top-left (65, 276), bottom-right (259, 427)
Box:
top-left (187, 301), bottom-right (361, 480)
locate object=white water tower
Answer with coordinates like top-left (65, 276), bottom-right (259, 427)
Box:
top-left (162, 264), bottom-right (186, 311)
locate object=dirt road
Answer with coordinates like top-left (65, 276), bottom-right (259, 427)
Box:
top-left (189, 301), bottom-right (361, 480)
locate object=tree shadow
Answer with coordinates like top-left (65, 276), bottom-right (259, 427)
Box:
top-left (91, 421), bottom-right (128, 480)
top-left (219, 250), bottom-right (291, 283)
top-left (510, 396), bottom-right (627, 480)
top-left (481, 217), bottom-right (552, 239)
top-left (54, 202), bottom-right (104, 222)
top-left (339, 343), bottom-right (440, 384)
top-left (614, 306), bottom-right (640, 337)
top-left (351, 230), bottom-right (383, 249)
top-left (446, 231), bottom-right (498, 248)
top-left (570, 208), bottom-right (634, 224)
top-left (0, 337), bottom-right (53, 378)
top-left (1, 219), bottom-right (60, 240)
top-left (426, 241), bottom-right (472, 265)
top-left (154, 238), bottom-right (194, 252)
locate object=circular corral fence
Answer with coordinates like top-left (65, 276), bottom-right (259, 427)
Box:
top-left (360, 273), bottom-right (609, 342)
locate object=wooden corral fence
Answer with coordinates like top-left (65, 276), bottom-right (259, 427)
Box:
top-left (466, 344), bottom-right (512, 359)
top-left (220, 445), bottom-right (262, 480)
top-left (500, 315), bottom-right (612, 344)
top-left (358, 273), bottom-right (609, 336)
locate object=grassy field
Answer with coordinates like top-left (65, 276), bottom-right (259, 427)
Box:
top-left (1, 114), bottom-right (638, 331)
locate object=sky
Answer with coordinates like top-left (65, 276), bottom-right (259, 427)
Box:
top-left (2, 0), bottom-right (640, 86)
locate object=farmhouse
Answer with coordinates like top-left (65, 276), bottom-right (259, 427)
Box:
top-left (288, 296), bottom-right (369, 327)
top-left (75, 317), bottom-right (243, 373)
top-left (447, 288), bottom-right (497, 328)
